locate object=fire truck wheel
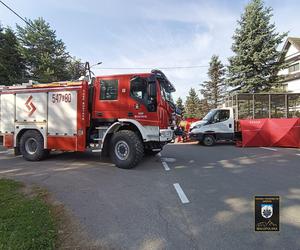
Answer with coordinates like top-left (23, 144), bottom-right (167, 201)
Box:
top-left (111, 130), bottom-right (144, 169)
top-left (202, 134), bottom-right (216, 146)
top-left (20, 130), bottom-right (47, 161)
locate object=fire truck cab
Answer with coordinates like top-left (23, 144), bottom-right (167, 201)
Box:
top-left (0, 70), bottom-right (176, 169)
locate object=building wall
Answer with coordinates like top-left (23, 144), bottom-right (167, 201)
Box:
top-left (279, 59), bottom-right (300, 75)
top-left (286, 44), bottom-right (299, 58)
top-left (278, 68), bottom-right (288, 76)
top-left (278, 41), bottom-right (300, 93)
top-left (287, 78), bottom-right (300, 92)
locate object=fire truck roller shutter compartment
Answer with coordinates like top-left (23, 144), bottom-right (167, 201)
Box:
top-left (16, 93), bottom-right (47, 122)
top-left (0, 94), bottom-right (15, 133)
top-left (48, 91), bottom-right (77, 136)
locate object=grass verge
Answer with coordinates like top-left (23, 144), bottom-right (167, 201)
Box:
top-left (0, 179), bottom-right (56, 250)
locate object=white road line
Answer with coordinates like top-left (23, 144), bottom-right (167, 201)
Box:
top-left (260, 147), bottom-right (278, 151)
top-left (173, 183), bottom-right (190, 204)
top-left (157, 152), bottom-right (170, 171)
top-left (162, 161), bottom-right (170, 171)
top-left (296, 154), bottom-right (300, 156)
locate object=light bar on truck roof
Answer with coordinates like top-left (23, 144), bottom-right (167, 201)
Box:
top-left (151, 69), bottom-right (176, 92)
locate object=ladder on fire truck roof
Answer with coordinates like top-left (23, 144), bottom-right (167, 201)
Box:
top-left (0, 81), bottom-right (83, 92)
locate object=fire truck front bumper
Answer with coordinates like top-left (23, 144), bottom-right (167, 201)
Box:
top-left (159, 128), bottom-right (174, 142)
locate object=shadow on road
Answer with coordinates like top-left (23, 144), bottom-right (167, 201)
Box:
top-left (163, 143), bottom-right (300, 249)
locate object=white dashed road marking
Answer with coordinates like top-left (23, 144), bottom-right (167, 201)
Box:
top-left (173, 183), bottom-right (190, 204)
top-left (260, 147), bottom-right (278, 151)
top-left (296, 154), bottom-right (300, 156)
top-left (157, 152), bottom-right (171, 171)
top-left (162, 161), bottom-right (170, 171)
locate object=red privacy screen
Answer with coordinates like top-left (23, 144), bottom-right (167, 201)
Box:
top-left (238, 118), bottom-right (300, 148)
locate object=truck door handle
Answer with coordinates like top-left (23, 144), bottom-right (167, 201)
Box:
top-left (96, 112), bottom-right (103, 117)
top-left (229, 124), bottom-right (232, 128)
top-left (128, 112), bottom-right (133, 117)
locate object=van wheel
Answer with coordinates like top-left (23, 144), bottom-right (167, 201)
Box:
top-left (202, 135), bottom-right (216, 146)
top-left (110, 130), bottom-right (144, 169)
top-left (20, 130), bottom-right (47, 161)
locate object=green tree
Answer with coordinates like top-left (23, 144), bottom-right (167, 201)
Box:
top-left (66, 57), bottom-right (85, 80)
top-left (185, 88), bottom-right (202, 118)
top-left (176, 97), bottom-right (185, 115)
top-left (227, 0), bottom-right (287, 93)
top-left (0, 26), bottom-right (26, 85)
top-left (17, 17), bottom-right (70, 83)
top-left (199, 98), bottom-right (210, 118)
top-left (201, 55), bottom-right (226, 108)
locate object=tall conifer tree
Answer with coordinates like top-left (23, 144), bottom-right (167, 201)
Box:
top-left (201, 55), bottom-right (226, 108)
top-left (176, 97), bottom-right (185, 115)
top-left (17, 18), bottom-right (70, 83)
top-left (227, 0), bottom-right (287, 92)
top-left (0, 26), bottom-right (26, 85)
top-left (185, 88), bottom-right (202, 118)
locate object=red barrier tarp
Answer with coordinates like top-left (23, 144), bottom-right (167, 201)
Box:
top-left (238, 118), bottom-right (300, 148)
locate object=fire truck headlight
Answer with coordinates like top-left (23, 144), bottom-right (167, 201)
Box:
top-left (161, 130), bottom-right (172, 138)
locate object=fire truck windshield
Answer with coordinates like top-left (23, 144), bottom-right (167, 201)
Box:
top-left (161, 85), bottom-right (174, 103)
top-left (151, 70), bottom-right (175, 106)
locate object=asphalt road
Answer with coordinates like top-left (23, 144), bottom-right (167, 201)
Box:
top-left (1, 143), bottom-right (300, 250)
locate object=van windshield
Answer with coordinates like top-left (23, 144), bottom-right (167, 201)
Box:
top-left (203, 109), bottom-right (217, 121)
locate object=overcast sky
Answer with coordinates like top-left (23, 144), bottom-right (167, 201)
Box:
top-left (1, 0), bottom-right (299, 100)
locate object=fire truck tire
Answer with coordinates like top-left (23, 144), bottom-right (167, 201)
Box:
top-left (202, 134), bottom-right (216, 146)
top-left (20, 130), bottom-right (47, 161)
top-left (110, 130), bottom-right (144, 169)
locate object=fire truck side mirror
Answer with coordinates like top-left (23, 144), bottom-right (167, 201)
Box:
top-left (148, 82), bottom-right (156, 98)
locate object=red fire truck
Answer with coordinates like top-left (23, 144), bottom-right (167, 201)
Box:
top-left (0, 70), bottom-right (176, 168)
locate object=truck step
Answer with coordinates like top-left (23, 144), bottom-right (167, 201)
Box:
top-left (95, 126), bottom-right (109, 130)
top-left (93, 138), bottom-right (102, 141)
top-left (94, 127), bottom-right (109, 143)
top-left (92, 149), bottom-right (102, 153)
top-left (152, 148), bottom-right (162, 152)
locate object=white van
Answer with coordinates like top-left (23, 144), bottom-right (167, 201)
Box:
top-left (189, 108), bottom-right (235, 146)
top-left (189, 92), bottom-right (300, 146)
